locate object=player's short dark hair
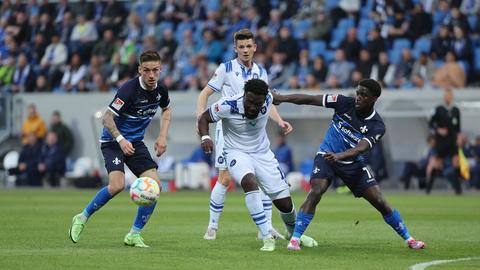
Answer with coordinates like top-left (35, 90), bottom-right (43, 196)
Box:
top-left (139, 50), bottom-right (162, 64)
top-left (234, 29), bottom-right (255, 44)
top-left (359, 79), bottom-right (381, 97)
top-left (244, 79), bottom-right (269, 96)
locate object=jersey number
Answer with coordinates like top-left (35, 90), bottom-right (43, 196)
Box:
top-left (363, 167), bottom-right (373, 179)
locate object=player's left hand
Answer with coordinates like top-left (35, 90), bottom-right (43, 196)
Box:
top-left (201, 138), bottom-right (214, 154)
top-left (278, 120), bottom-right (293, 135)
top-left (323, 152), bottom-right (340, 163)
top-left (155, 137), bottom-right (167, 157)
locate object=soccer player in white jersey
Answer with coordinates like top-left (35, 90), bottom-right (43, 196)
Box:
top-left (197, 29), bottom-right (292, 240)
top-left (197, 79), bottom-right (317, 251)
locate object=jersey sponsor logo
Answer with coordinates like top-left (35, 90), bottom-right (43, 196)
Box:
top-left (337, 121), bottom-right (361, 143)
top-left (112, 157), bottom-right (121, 165)
top-left (140, 99), bottom-right (148, 103)
top-left (217, 156), bottom-right (224, 164)
top-left (248, 120), bottom-right (257, 127)
top-left (343, 113), bottom-right (351, 120)
top-left (230, 159), bottom-right (236, 167)
top-left (313, 166), bottom-right (320, 174)
top-left (360, 125), bottom-right (368, 134)
top-left (327, 94), bottom-right (338, 103)
top-left (137, 107), bottom-right (158, 117)
top-left (214, 104), bottom-right (220, 112)
top-left (112, 98), bottom-right (125, 110)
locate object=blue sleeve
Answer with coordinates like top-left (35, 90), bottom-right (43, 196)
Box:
top-left (108, 84), bottom-right (133, 115)
top-left (323, 94), bottom-right (354, 113)
top-left (363, 122), bottom-right (386, 148)
top-left (159, 86), bottom-right (170, 109)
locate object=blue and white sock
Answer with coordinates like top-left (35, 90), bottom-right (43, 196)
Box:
top-left (292, 211), bottom-right (314, 240)
top-left (82, 186), bottom-right (113, 220)
top-left (280, 206), bottom-right (296, 236)
top-left (208, 181), bottom-right (228, 230)
top-left (245, 190), bottom-right (271, 239)
top-left (131, 202), bottom-right (157, 234)
top-left (383, 208), bottom-right (411, 240)
top-left (260, 190), bottom-right (273, 230)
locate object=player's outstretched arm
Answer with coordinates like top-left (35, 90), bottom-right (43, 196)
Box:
top-left (272, 92), bottom-right (325, 106)
top-left (155, 106), bottom-right (172, 157)
top-left (197, 110), bottom-right (215, 154)
top-left (323, 139), bottom-right (371, 163)
top-left (103, 110), bottom-right (135, 156)
top-left (269, 105), bottom-right (293, 135)
top-left (196, 86), bottom-right (216, 119)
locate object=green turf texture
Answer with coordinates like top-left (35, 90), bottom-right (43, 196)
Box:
top-left (0, 190), bottom-right (479, 270)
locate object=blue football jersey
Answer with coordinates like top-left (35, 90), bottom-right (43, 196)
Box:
top-left (319, 94), bottom-right (385, 163)
top-left (100, 77), bottom-right (170, 142)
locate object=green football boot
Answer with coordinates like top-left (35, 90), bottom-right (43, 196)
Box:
top-left (260, 237), bottom-right (275, 252)
top-left (124, 233), bottom-right (149, 248)
top-left (69, 214), bottom-right (86, 243)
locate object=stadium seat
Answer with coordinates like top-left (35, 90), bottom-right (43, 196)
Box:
top-left (393, 38), bottom-right (411, 50)
top-left (329, 27), bottom-right (348, 49)
top-left (458, 61), bottom-right (470, 74)
top-left (388, 48), bottom-right (403, 65)
top-left (467, 15), bottom-right (477, 31)
top-left (337, 18), bottom-right (355, 31)
top-left (293, 19), bottom-right (311, 39)
top-left (475, 48), bottom-right (480, 71)
top-left (325, 0), bottom-right (340, 11)
top-left (412, 37), bottom-right (432, 58)
top-left (308, 40), bottom-right (326, 59)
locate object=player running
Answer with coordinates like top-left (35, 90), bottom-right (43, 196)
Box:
top-left (198, 79), bottom-right (317, 251)
top-left (272, 79), bottom-right (426, 250)
top-left (69, 50), bottom-right (171, 248)
top-left (197, 29), bottom-right (292, 240)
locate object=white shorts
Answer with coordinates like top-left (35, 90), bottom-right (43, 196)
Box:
top-left (225, 148), bottom-right (290, 196)
top-left (214, 121), bottom-right (227, 170)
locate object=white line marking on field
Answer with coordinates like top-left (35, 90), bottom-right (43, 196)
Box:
top-left (409, 257), bottom-right (480, 270)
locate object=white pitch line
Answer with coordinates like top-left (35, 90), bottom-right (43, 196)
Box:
top-left (409, 257), bottom-right (480, 270)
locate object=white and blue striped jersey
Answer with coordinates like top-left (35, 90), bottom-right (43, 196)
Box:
top-left (207, 58), bottom-right (268, 97)
top-left (100, 77), bottom-right (170, 142)
top-left (319, 94), bottom-right (385, 163)
top-left (208, 92), bottom-right (273, 153)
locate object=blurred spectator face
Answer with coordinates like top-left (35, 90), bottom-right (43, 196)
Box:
top-left (27, 104), bottom-right (37, 118)
top-left (29, 14), bottom-right (39, 26)
top-left (34, 33), bottom-right (44, 45)
top-left (46, 132), bottom-right (58, 146)
top-left (203, 29), bottom-right (214, 42)
top-left (368, 28), bottom-right (379, 40)
top-left (163, 28), bottom-right (173, 40)
top-left (77, 15), bottom-right (86, 24)
top-left (234, 38), bottom-right (256, 64)
top-left (451, 7), bottom-right (460, 18)
top-left (419, 53), bottom-right (428, 64)
top-left (438, 26), bottom-right (449, 37)
top-left (36, 75), bottom-right (47, 89)
top-left (360, 49), bottom-right (370, 62)
top-left (272, 52), bottom-right (284, 64)
top-left (335, 49), bottom-right (345, 61)
top-left (183, 29), bottom-right (192, 42)
top-left (456, 133), bottom-right (467, 147)
top-left (27, 132), bottom-right (38, 146)
top-left (445, 51), bottom-right (456, 62)
top-left (438, 0), bottom-right (449, 11)
top-left (305, 74), bottom-right (317, 88)
top-left (299, 49), bottom-right (309, 64)
top-left (71, 54), bottom-right (82, 67)
top-left (453, 26), bottom-right (464, 39)
top-left (443, 88), bottom-right (454, 105)
top-left (279, 27), bottom-right (290, 39)
top-left (17, 54), bottom-right (28, 68)
top-left (401, 48), bottom-right (411, 60)
top-left (103, 29), bottom-right (114, 41)
top-left (51, 34), bottom-right (60, 43)
top-left (347, 27), bottom-right (357, 41)
top-left (138, 57), bottom-right (162, 90)
top-left (51, 112), bottom-right (61, 125)
top-left (378, 52), bottom-right (389, 64)
top-left (270, 9), bottom-right (281, 22)
top-left (40, 13), bottom-right (50, 24)
top-left (350, 70), bottom-right (362, 84)
top-left (16, 11), bottom-right (27, 24)
top-left (146, 11), bottom-right (156, 24)
top-left (313, 56), bottom-right (324, 68)
top-left (246, 7), bottom-right (257, 20)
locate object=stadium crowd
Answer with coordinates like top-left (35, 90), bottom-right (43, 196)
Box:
top-left (0, 0), bottom-right (479, 93)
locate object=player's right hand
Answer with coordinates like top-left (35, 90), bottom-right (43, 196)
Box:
top-left (271, 90), bottom-right (282, 105)
top-left (201, 138), bottom-right (214, 154)
top-left (119, 139), bottom-right (135, 156)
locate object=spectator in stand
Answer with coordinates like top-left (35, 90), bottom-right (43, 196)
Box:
top-left (121, 13), bottom-right (143, 45)
top-left (409, 4), bottom-right (432, 41)
top-left (57, 10), bottom-right (74, 45)
top-left (269, 52), bottom-right (289, 90)
top-left (410, 52), bottom-right (435, 88)
top-left (106, 52), bottom-right (128, 89)
top-left (370, 51), bottom-right (395, 88)
top-left (392, 48), bottom-right (414, 88)
top-left (38, 131), bottom-right (66, 187)
top-left (366, 27), bottom-right (386, 62)
top-left (70, 0), bottom-right (93, 20)
top-left (58, 53), bottom-right (88, 93)
top-left (387, 9), bottom-right (410, 44)
top-left (295, 49), bottom-right (312, 88)
top-left (17, 132), bottom-right (44, 186)
top-left (0, 56), bottom-right (15, 91)
top-left (92, 29), bottom-right (116, 64)
top-left (339, 27), bottom-right (362, 63)
top-left (460, 0), bottom-right (480, 15)
top-left (244, 6), bottom-right (266, 34)
top-left (40, 32), bottom-right (67, 87)
top-left (30, 32), bottom-right (47, 66)
top-left (274, 26), bottom-right (299, 65)
top-left (37, 12), bottom-right (54, 44)
top-left (431, 51), bottom-right (466, 88)
top-left (430, 24), bottom-right (452, 61)
top-left (443, 7), bottom-right (469, 34)
top-left (100, 0), bottom-right (125, 33)
top-left (195, 28), bottom-right (222, 63)
top-left (33, 74), bottom-right (49, 92)
top-left (10, 53), bottom-right (35, 93)
top-left (274, 130), bottom-right (294, 175)
top-left (53, 0), bottom-right (70, 27)
top-left (70, 14), bottom-right (98, 59)
top-left (312, 55), bottom-right (328, 84)
top-left (306, 8), bottom-right (332, 42)
top-left (158, 28), bottom-right (178, 67)
top-left (450, 26), bottom-right (472, 63)
top-left (357, 49), bottom-right (373, 78)
top-left (22, 103), bottom-right (47, 144)
top-left (49, 110), bottom-right (74, 156)
top-left (265, 9), bottom-right (282, 38)
top-left (326, 49), bottom-right (353, 88)
top-left (399, 135), bottom-right (435, 190)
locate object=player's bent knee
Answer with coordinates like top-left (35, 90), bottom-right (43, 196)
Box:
top-left (240, 173), bottom-right (258, 192)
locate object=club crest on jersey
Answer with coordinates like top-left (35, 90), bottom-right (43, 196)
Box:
top-left (156, 94), bottom-right (161, 101)
top-left (214, 104), bottom-right (220, 112)
top-left (112, 157), bottom-right (121, 165)
top-left (249, 120), bottom-right (257, 126)
top-left (360, 125), bottom-right (368, 134)
top-left (260, 106), bottom-right (267, 115)
top-left (217, 156), bottom-right (224, 164)
top-left (230, 159), bottom-right (237, 167)
top-left (112, 98), bottom-right (124, 110)
top-left (327, 94), bottom-right (338, 103)
top-left (235, 72), bottom-right (240, 77)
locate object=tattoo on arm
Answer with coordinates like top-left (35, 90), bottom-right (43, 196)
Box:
top-left (102, 110), bottom-right (121, 138)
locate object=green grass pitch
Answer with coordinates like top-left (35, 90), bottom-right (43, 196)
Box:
top-left (0, 189), bottom-right (479, 270)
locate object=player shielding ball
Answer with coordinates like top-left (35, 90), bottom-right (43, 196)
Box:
top-left (273, 79), bottom-right (426, 250)
top-left (198, 79), bottom-right (317, 251)
top-left (69, 50), bottom-right (171, 248)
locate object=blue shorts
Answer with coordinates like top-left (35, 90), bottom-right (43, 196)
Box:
top-left (101, 141), bottom-right (158, 177)
top-left (311, 153), bottom-right (378, 197)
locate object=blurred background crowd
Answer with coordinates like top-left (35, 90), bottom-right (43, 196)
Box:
top-left (1, 0), bottom-right (480, 94)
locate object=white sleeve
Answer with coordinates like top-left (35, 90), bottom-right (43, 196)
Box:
top-left (209, 98), bottom-right (232, 122)
top-left (207, 63), bottom-right (227, 93)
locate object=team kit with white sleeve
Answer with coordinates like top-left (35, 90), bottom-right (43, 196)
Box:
top-left (208, 92), bottom-right (290, 199)
top-left (207, 59), bottom-right (268, 169)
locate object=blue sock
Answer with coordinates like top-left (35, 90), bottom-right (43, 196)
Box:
top-left (292, 211), bottom-right (314, 239)
top-left (131, 202), bottom-right (157, 233)
top-left (383, 208), bottom-right (411, 240)
top-left (82, 187), bottom-right (113, 218)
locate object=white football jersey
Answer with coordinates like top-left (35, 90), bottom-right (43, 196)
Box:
top-left (207, 59), bottom-right (268, 97)
top-left (209, 92), bottom-right (273, 153)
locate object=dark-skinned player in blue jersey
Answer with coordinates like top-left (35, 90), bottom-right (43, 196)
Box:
top-left (69, 50), bottom-right (172, 248)
top-left (272, 79), bottom-right (425, 251)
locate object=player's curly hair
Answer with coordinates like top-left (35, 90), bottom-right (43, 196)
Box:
top-left (244, 79), bottom-right (269, 96)
top-left (359, 79), bottom-right (382, 97)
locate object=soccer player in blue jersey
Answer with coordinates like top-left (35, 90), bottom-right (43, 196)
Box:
top-left (69, 50), bottom-right (172, 248)
top-left (272, 79), bottom-right (426, 250)
top-left (197, 29), bottom-right (291, 240)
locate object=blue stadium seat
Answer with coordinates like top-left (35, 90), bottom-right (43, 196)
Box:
top-left (337, 18), bottom-right (355, 30)
top-left (329, 27), bottom-right (347, 49)
top-left (474, 48), bottom-right (480, 71)
top-left (325, 0), bottom-right (340, 11)
top-left (393, 38), bottom-right (411, 50)
top-left (458, 61), bottom-right (470, 74)
top-left (388, 48), bottom-right (402, 65)
top-left (468, 15), bottom-right (478, 31)
top-left (412, 37), bottom-right (432, 58)
top-left (175, 21), bottom-right (194, 42)
top-left (324, 50), bottom-right (336, 63)
top-left (308, 40), bottom-right (326, 59)
top-left (293, 19), bottom-right (312, 39)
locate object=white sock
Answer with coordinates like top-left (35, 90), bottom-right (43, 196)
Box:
top-left (208, 181), bottom-right (228, 230)
top-left (280, 206), bottom-right (296, 236)
top-left (260, 189), bottom-right (273, 230)
top-left (245, 190), bottom-right (271, 239)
